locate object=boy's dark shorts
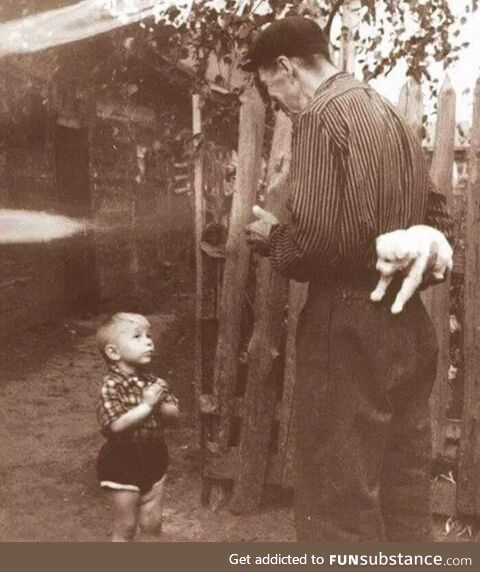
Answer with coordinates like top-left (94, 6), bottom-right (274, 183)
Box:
top-left (97, 436), bottom-right (169, 494)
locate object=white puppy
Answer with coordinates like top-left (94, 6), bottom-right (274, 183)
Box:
top-left (370, 225), bottom-right (453, 314)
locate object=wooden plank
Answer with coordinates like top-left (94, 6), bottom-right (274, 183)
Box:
top-left (445, 418), bottom-right (461, 441)
top-left (278, 281), bottom-right (308, 485)
top-left (423, 75), bottom-right (456, 458)
top-left (398, 78), bottom-right (424, 140)
top-left (230, 111), bottom-right (292, 513)
top-left (204, 447), bottom-right (239, 481)
top-left (205, 446), bottom-right (287, 487)
top-left (192, 93), bottom-right (204, 424)
top-left (199, 393), bottom-right (291, 426)
top-left (457, 76), bottom-right (480, 516)
top-left (213, 83), bottom-right (265, 452)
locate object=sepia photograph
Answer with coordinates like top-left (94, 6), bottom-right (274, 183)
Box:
top-left (0, 0), bottom-right (479, 546)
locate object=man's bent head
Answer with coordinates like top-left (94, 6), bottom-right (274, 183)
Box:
top-left (242, 17), bottom-right (334, 114)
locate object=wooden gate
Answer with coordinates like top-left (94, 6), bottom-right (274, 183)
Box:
top-left (195, 73), bottom-right (480, 519)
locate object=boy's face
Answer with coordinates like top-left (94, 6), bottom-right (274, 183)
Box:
top-left (108, 321), bottom-right (154, 367)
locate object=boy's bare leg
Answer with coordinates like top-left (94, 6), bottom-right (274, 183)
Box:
top-left (139, 475), bottom-right (166, 540)
top-left (108, 489), bottom-right (140, 542)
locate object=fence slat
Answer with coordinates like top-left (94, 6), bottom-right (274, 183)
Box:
top-left (214, 84), bottom-right (265, 452)
top-left (398, 78), bottom-right (424, 140)
top-left (457, 76), bottom-right (480, 516)
top-left (230, 111), bottom-right (292, 514)
top-left (278, 280), bottom-right (308, 485)
top-left (423, 75), bottom-right (456, 459)
top-left (192, 94), bottom-right (204, 427)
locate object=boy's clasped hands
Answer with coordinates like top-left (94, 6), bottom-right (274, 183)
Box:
top-left (143, 379), bottom-right (169, 407)
top-left (143, 379), bottom-right (179, 422)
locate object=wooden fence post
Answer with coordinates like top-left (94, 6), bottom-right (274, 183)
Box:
top-left (423, 75), bottom-right (456, 458)
top-left (278, 280), bottom-right (308, 485)
top-left (457, 76), bottom-right (480, 516)
top-left (214, 84), bottom-right (265, 453)
top-left (398, 78), bottom-right (424, 140)
top-left (192, 93), bottom-right (204, 433)
top-left (230, 111), bottom-right (292, 514)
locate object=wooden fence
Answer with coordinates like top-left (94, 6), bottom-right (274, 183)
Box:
top-left (194, 71), bottom-right (480, 518)
top-left (397, 76), bottom-right (480, 519)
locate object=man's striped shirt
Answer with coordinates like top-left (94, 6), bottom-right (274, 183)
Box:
top-left (269, 72), bottom-right (452, 283)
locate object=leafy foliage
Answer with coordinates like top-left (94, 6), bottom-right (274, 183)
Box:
top-left (132, 1), bottom-right (473, 85)
top-left (2, 2), bottom-right (476, 175)
top-left (108, 0), bottom-right (475, 146)
top-left (356, 1), bottom-right (452, 80)
top-left (2, 1), bottom-right (475, 98)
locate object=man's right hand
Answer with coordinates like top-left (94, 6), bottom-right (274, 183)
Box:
top-left (245, 205), bottom-right (279, 255)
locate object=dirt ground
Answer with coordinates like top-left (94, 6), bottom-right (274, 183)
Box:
top-left (0, 292), bottom-right (294, 542)
top-left (0, 292), bottom-right (474, 542)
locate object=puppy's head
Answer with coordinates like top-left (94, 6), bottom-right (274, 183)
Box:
top-left (375, 257), bottom-right (398, 276)
top-left (375, 231), bottom-right (411, 275)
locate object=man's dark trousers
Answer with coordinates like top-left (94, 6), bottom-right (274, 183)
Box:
top-left (294, 275), bottom-right (438, 542)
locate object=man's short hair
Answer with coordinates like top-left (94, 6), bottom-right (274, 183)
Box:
top-left (96, 313), bottom-right (150, 356)
top-left (242, 16), bottom-right (331, 72)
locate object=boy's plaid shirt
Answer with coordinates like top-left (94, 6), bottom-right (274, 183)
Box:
top-left (97, 364), bottom-right (178, 438)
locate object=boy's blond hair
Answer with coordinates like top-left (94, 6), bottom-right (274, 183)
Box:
top-left (96, 313), bottom-right (150, 359)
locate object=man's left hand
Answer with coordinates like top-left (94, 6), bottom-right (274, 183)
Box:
top-left (372, 225), bottom-right (453, 313)
top-left (401, 226), bottom-right (452, 286)
top-left (245, 206), bottom-right (279, 255)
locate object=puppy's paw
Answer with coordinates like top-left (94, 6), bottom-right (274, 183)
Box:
top-left (391, 300), bottom-right (404, 314)
top-left (370, 289), bottom-right (384, 302)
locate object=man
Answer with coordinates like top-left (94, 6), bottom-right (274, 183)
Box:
top-left (243, 17), bottom-right (453, 542)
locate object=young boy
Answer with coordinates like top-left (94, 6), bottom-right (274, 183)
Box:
top-left (95, 312), bottom-right (179, 542)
